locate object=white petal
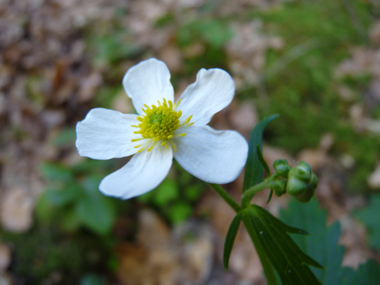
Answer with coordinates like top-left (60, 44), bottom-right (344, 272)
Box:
top-left (123, 58), bottom-right (174, 115)
top-left (174, 126), bottom-right (248, 184)
top-left (99, 147), bottom-right (173, 199)
top-left (178, 68), bottom-right (235, 125)
top-left (76, 108), bottom-right (140, 160)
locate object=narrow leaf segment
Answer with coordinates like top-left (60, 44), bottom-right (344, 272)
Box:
top-left (223, 212), bottom-right (242, 271)
top-left (242, 205), bottom-right (322, 285)
top-left (255, 144), bottom-right (274, 203)
top-left (256, 144), bottom-right (271, 176)
top-left (243, 114), bottom-right (278, 192)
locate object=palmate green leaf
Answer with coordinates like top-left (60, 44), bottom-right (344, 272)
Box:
top-left (280, 197), bottom-right (380, 284)
top-left (80, 273), bottom-right (107, 285)
top-left (40, 162), bottom-right (74, 183)
top-left (340, 259), bottom-right (380, 285)
top-left (280, 198), bottom-right (342, 284)
top-left (242, 205), bottom-right (322, 285)
top-left (166, 202), bottom-right (193, 224)
top-left (223, 212), bottom-right (242, 271)
top-left (243, 114), bottom-right (278, 192)
top-left (75, 177), bottom-right (116, 235)
top-left (44, 184), bottom-right (81, 206)
top-left (354, 194), bottom-right (380, 249)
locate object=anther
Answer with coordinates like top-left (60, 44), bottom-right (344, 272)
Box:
top-left (184, 115), bottom-right (193, 124)
top-left (169, 141), bottom-right (177, 152)
top-left (147, 142), bottom-right (156, 152)
top-left (137, 148), bottom-right (145, 153)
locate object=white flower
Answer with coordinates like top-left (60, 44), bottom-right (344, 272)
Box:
top-left (76, 58), bottom-right (248, 199)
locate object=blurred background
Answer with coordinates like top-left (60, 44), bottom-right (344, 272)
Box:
top-left (1, 0), bottom-right (380, 284)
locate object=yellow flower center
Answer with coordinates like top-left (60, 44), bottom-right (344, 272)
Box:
top-left (131, 99), bottom-right (193, 153)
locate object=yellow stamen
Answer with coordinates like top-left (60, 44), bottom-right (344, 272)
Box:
top-left (183, 115), bottom-right (193, 124)
top-left (169, 141), bottom-right (177, 152)
top-left (147, 142), bottom-right (156, 152)
top-left (130, 98), bottom-right (193, 153)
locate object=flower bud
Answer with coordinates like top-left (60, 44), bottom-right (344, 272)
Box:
top-left (273, 159), bottom-right (291, 178)
top-left (271, 180), bottom-right (287, 197)
top-left (286, 162), bottom-right (317, 203)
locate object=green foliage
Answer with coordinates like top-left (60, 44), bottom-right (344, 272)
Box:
top-left (280, 198), bottom-right (342, 283)
top-left (80, 274), bottom-right (107, 285)
top-left (243, 114), bottom-right (278, 192)
top-left (182, 46), bottom-right (229, 75)
top-left (37, 159), bottom-right (121, 236)
top-left (176, 18), bottom-right (232, 74)
top-left (280, 197), bottom-right (380, 284)
top-left (223, 212), bottom-right (242, 271)
top-left (340, 259), bottom-right (380, 285)
top-left (51, 127), bottom-right (77, 147)
top-left (75, 177), bottom-right (117, 235)
top-left (233, 115), bottom-right (380, 284)
top-left (246, 0), bottom-right (377, 192)
top-left (228, 116), bottom-right (322, 284)
top-left (93, 86), bottom-right (124, 109)
top-left (88, 30), bottom-right (140, 65)
top-left (250, 0), bottom-right (373, 150)
top-left (138, 171), bottom-right (205, 224)
top-left (355, 194), bottom-right (380, 249)
top-left (243, 205), bottom-right (322, 285)
top-left (177, 19), bottom-right (233, 49)
top-left (40, 162), bottom-right (74, 184)
top-left (167, 202), bottom-right (193, 224)
top-left (0, 224), bottom-right (110, 284)
top-left (334, 128), bottom-right (379, 192)
top-left (154, 13), bottom-right (176, 27)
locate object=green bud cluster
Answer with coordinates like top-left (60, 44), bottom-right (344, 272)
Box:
top-left (286, 161), bottom-right (318, 203)
top-left (273, 159), bottom-right (291, 178)
top-left (271, 160), bottom-right (318, 203)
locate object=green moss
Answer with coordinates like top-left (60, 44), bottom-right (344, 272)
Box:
top-left (247, 0), bottom-right (374, 155)
top-left (1, 224), bottom-right (111, 283)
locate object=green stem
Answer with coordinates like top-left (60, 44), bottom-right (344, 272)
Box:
top-left (241, 179), bottom-right (276, 208)
top-left (208, 184), bottom-right (241, 213)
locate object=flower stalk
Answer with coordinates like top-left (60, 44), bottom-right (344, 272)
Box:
top-left (241, 177), bottom-right (277, 208)
top-left (208, 184), bottom-right (241, 213)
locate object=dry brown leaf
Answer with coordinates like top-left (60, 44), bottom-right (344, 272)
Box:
top-left (0, 242), bottom-right (11, 272)
top-left (367, 163), bottom-right (380, 189)
top-left (0, 187), bottom-right (34, 232)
